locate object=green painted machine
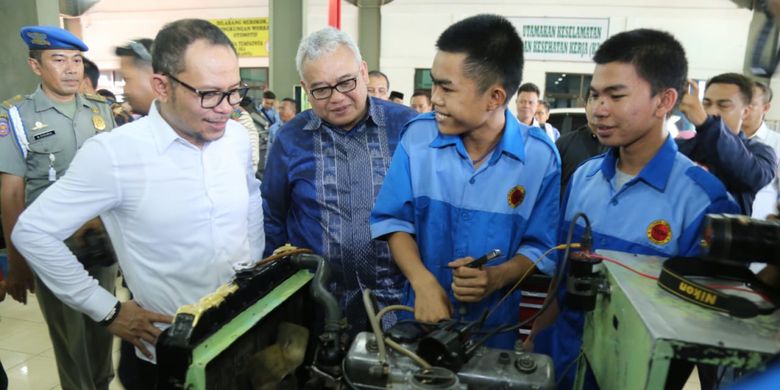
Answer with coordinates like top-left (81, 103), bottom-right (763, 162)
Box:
top-left (575, 250), bottom-right (780, 389)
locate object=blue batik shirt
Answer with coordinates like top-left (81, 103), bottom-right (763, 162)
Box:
top-left (262, 97), bottom-right (417, 334)
top-left (370, 109), bottom-right (561, 349)
top-left (536, 135), bottom-right (740, 389)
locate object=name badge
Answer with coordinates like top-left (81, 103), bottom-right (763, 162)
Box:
top-left (33, 130), bottom-right (56, 140)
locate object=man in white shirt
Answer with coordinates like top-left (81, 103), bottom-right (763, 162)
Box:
top-left (742, 80), bottom-right (780, 219)
top-left (516, 82), bottom-right (559, 142)
top-left (12, 19), bottom-right (264, 386)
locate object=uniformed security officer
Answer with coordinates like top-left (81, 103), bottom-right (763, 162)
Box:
top-left (0, 26), bottom-right (117, 390)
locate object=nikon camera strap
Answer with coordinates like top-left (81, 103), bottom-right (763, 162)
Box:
top-left (658, 257), bottom-right (780, 318)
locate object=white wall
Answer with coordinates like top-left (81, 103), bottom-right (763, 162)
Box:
top-left (379, 0), bottom-right (752, 114)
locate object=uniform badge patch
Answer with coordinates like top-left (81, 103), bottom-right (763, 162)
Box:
top-left (92, 115), bottom-right (106, 131)
top-left (507, 185), bottom-right (526, 208)
top-left (32, 121), bottom-right (48, 131)
top-left (27, 32), bottom-right (51, 47)
top-left (647, 220), bottom-right (672, 245)
top-left (0, 119), bottom-right (8, 137)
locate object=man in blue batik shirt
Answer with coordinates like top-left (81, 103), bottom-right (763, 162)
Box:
top-left (262, 27), bottom-right (417, 335)
top-left (370, 14), bottom-right (560, 349)
top-left (527, 29), bottom-right (740, 389)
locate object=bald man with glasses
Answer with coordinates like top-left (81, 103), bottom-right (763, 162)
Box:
top-left (262, 27), bottom-right (416, 334)
top-left (12, 19), bottom-right (264, 387)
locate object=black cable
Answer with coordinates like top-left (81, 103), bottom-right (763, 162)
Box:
top-left (467, 212), bottom-right (592, 352)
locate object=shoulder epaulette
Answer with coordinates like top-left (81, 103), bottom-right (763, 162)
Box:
top-left (84, 93), bottom-right (108, 103)
top-left (2, 95), bottom-right (24, 109)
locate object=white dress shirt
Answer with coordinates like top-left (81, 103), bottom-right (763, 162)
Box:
top-left (13, 102), bottom-right (264, 360)
top-left (750, 122), bottom-right (780, 219)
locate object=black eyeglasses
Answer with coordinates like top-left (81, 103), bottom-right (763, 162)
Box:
top-left (164, 73), bottom-right (249, 108)
top-left (309, 78), bottom-right (358, 100)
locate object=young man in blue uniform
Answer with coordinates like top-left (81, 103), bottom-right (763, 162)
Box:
top-left (370, 14), bottom-right (561, 349)
top-left (528, 29), bottom-right (740, 389)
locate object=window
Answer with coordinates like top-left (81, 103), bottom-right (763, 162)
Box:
top-left (414, 68), bottom-right (433, 90)
top-left (240, 67), bottom-right (269, 101)
top-left (544, 73), bottom-right (591, 108)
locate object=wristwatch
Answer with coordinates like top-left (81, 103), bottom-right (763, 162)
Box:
top-left (98, 301), bottom-right (122, 327)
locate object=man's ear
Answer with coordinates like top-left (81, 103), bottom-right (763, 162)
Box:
top-left (656, 88), bottom-right (678, 118)
top-left (27, 58), bottom-right (42, 77)
top-left (151, 74), bottom-right (172, 103)
top-left (487, 85), bottom-right (507, 112)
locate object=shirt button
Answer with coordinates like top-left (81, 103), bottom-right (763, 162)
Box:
top-left (469, 178), bottom-right (476, 184)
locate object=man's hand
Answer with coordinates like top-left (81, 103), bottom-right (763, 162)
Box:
top-left (6, 256), bottom-right (35, 304)
top-left (107, 300), bottom-right (174, 359)
top-left (679, 79), bottom-right (708, 127)
top-left (412, 276), bottom-right (452, 323)
top-left (449, 257), bottom-right (499, 303)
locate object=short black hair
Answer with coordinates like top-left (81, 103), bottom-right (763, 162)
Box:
top-left (412, 90), bottom-right (431, 99)
top-left (83, 57), bottom-right (100, 89)
top-left (368, 70), bottom-right (389, 89)
top-left (517, 82), bottom-right (540, 97)
top-left (281, 97), bottom-right (296, 105)
top-left (538, 100), bottom-right (551, 112)
top-left (152, 19), bottom-right (236, 75)
top-left (435, 14), bottom-right (524, 104)
top-left (115, 38), bottom-right (153, 67)
top-left (389, 91), bottom-right (404, 100)
top-left (706, 73), bottom-right (753, 106)
top-left (593, 29), bottom-right (687, 102)
top-left (753, 80), bottom-right (773, 104)
top-left (28, 50), bottom-right (43, 62)
top-left (263, 90), bottom-right (276, 100)
top-left (97, 89), bottom-right (116, 102)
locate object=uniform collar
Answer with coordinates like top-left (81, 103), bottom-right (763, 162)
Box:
top-left (302, 97), bottom-right (379, 132)
top-left (591, 134), bottom-right (677, 192)
top-left (429, 108), bottom-right (526, 164)
top-left (32, 85), bottom-right (91, 113)
top-left (150, 101), bottom-right (189, 153)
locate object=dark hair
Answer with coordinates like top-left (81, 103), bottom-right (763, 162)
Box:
top-left (152, 19), bottom-right (236, 75)
top-left (115, 38), bottom-right (153, 67)
top-left (435, 14), bottom-right (524, 104)
top-left (753, 80), bottom-right (773, 104)
top-left (97, 88), bottom-right (117, 102)
top-left (281, 97), bottom-right (297, 106)
top-left (368, 70), bottom-right (390, 89)
top-left (412, 90), bottom-right (431, 99)
top-left (538, 100), bottom-right (551, 112)
top-left (263, 90), bottom-right (276, 100)
top-left (389, 91), bottom-right (404, 100)
top-left (240, 96), bottom-right (255, 108)
top-left (83, 57), bottom-right (100, 89)
top-left (706, 73), bottom-right (753, 106)
top-left (28, 50), bottom-right (43, 62)
top-left (517, 82), bottom-right (540, 97)
top-left (593, 29), bottom-right (687, 102)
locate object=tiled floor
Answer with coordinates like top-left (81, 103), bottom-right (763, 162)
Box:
top-left (0, 282), bottom-right (126, 390)
top-left (0, 280), bottom-right (702, 390)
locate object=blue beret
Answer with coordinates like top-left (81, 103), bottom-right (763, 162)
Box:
top-left (20, 26), bottom-right (88, 51)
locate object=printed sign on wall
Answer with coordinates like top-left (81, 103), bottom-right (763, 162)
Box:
top-left (509, 17), bottom-right (609, 62)
top-left (209, 18), bottom-right (269, 57)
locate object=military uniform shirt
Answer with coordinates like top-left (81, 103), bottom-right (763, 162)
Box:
top-left (0, 86), bottom-right (115, 205)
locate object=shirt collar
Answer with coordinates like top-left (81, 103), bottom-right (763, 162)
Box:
top-left (32, 85), bottom-right (91, 113)
top-left (302, 97), bottom-right (379, 132)
top-left (752, 121), bottom-right (770, 140)
top-left (429, 108), bottom-right (526, 163)
top-left (591, 134), bottom-right (677, 192)
top-left (150, 101), bottom-right (190, 153)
